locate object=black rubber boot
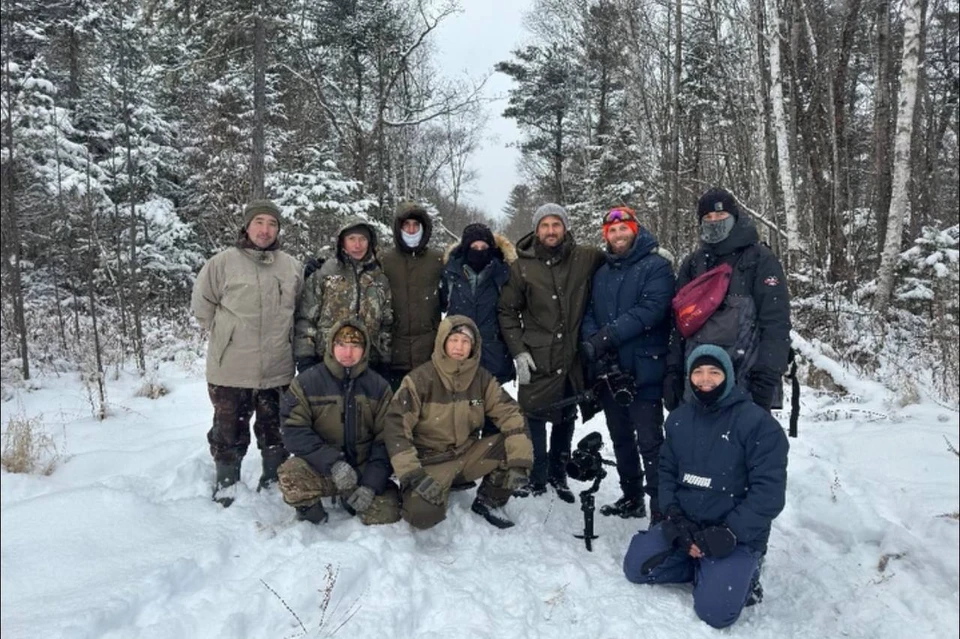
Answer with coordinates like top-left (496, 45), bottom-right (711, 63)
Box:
top-left (213, 461), bottom-right (241, 507)
top-left (296, 501), bottom-right (329, 524)
top-left (513, 482), bottom-right (546, 498)
top-left (548, 475), bottom-right (575, 504)
top-left (257, 446), bottom-right (288, 491)
top-left (600, 494), bottom-right (647, 519)
top-left (471, 495), bottom-right (515, 529)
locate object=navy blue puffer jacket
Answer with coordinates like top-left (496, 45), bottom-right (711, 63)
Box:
top-left (659, 345), bottom-right (789, 552)
top-left (441, 238), bottom-right (516, 384)
top-left (581, 226), bottom-right (674, 400)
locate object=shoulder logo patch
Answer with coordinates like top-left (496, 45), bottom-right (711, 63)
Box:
top-left (763, 275), bottom-right (780, 287)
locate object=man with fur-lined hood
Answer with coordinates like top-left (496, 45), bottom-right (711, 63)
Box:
top-left (441, 223), bottom-right (517, 384)
top-left (383, 315), bottom-right (533, 529)
top-left (294, 217), bottom-right (393, 371)
top-left (380, 201), bottom-right (445, 389)
top-left (277, 318), bottom-right (400, 526)
top-left (191, 199), bottom-right (303, 507)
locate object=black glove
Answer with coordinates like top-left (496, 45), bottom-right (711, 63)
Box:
top-left (660, 504), bottom-right (699, 551)
top-left (692, 525), bottom-right (738, 559)
top-left (303, 256), bottom-right (324, 279)
top-left (662, 369), bottom-right (684, 412)
top-left (583, 327), bottom-right (613, 362)
top-left (296, 356), bottom-right (320, 374)
top-left (748, 368), bottom-right (779, 411)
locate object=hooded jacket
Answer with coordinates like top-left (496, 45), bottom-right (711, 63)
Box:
top-left (498, 231), bottom-right (604, 419)
top-left (441, 233), bottom-right (517, 383)
top-left (383, 315), bottom-right (533, 484)
top-left (380, 204), bottom-right (445, 372)
top-left (294, 217), bottom-right (394, 366)
top-left (659, 345), bottom-right (789, 552)
top-left (581, 225), bottom-right (674, 400)
top-left (192, 232), bottom-right (303, 389)
top-left (280, 318), bottom-right (393, 493)
top-left (669, 215), bottom-right (791, 388)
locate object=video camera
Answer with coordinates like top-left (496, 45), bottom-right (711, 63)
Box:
top-left (595, 357), bottom-right (635, 407)
top-left (567, 432), bottom-right (616, 552)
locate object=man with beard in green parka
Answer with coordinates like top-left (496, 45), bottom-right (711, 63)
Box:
top-left (380, 201), bottom-right (445, 389)
top-left (498, 204), bottom-right (604, 502)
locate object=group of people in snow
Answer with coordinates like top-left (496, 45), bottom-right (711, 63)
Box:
top-left (190, 188), bottom-right (790, 628)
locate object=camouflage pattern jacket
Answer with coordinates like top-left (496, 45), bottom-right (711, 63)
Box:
top-left (294, 218), bottom-right (394, 367)
top-left (383, 316), bottom-right (533, 484)
top-left (281, 319), bottom-right (393, 493)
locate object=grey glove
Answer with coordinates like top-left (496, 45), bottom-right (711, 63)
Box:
top-left (505, 467), bottom-right (529, 491)
top-left (345, 486), bottom-right (375, 514)
top-left (515, 352), bottom-right (537, 385)
top-left (330, 460), bottom-right (359, 494)
top-left (412, 474), bottom-right (445, 506)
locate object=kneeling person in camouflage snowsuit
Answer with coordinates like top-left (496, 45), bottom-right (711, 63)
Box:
top-left (384, 315), bottom-right (533, 529)
top-left (278, 319), bottom-right (400, 525)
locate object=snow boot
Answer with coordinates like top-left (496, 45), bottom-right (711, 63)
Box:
top-left (471, 495), bottom-right (515, 529)
top-left (600, 494), bottom-right (647, 519)
top-left (257, 446), bottom-right (288, 491)
top-left (745, 558), bottom-right (764, 607)
top-left (296, 501), bottom-right (329, 524)
top-left (213, 460), bottom-right (241, 508)
top-left (513, 482), bottom-right (546, 498)
top-left (548, 475), bottom-right (576, 504)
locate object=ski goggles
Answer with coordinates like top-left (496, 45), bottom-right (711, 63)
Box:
top-left (603, 207), bottom-right (637, 224)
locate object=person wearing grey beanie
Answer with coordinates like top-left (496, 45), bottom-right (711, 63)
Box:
top-left (532, 203), bottom-right (570, 232)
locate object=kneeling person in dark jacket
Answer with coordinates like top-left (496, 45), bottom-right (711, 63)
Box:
top-left (277, 319), bottom-right (400, 526)
top-left (622, 344), bottom-right (788, 629)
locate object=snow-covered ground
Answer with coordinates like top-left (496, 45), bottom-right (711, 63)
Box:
top-left (2, 358), bottom-right (958, 639)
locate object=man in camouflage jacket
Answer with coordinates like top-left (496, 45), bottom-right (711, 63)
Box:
top-left (277, 318), bottom-right (400, 525)
top-left (294, 217), bottom-right (394, 370)
top-left (384, 316), bottom-right (533, 529)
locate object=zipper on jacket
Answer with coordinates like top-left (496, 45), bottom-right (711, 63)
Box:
top-left (342, 376), bottom-right (358, 465)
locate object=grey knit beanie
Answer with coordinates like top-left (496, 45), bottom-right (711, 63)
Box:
top-left (532, 203), bottom-right (569, 231)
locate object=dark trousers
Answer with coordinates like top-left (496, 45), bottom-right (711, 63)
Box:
top-left (623, 524), bottom-right (762, 629)
top-left (206, 384), bottom-right (286, 463)
top-left (526, 405), bottom-right (577, 485)
top-left (599, 392), bottom-right (664, 512)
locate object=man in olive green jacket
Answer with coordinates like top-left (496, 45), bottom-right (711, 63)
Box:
top-left (380, 201), bottom-right (444, 389)
top-left (498, 203), bottom-right (604, 502)
top-left (294, 218), bottom-right (394, 370)
top-left (384, 316), bottom-right (533, 529)
top-left (277, 319), bottom-right (400, 526)
top-left (191, 200), bottom-right (303, 506)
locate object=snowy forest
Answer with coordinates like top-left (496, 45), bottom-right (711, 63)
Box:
top-left (1, 0), bottom-right (959, 404)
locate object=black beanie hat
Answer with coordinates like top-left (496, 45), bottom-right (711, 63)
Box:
top-left (690, 352), bottom-right (725, 373)
top-left (697, 187), bottom-right (740, 221)
top-left (460, 223), bottom-right (496, 250)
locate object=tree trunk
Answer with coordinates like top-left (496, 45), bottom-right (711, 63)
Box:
top-left (250, 4), bottom-right (266, 199)
top-left (872, 0), bottom-right (894, 256)
top-left (874, 0), bottom-right (924, 312)
top-left (670, 0), bottom-right (682, 251)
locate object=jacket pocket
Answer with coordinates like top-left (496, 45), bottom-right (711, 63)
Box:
top-left (691, 300), bottom-right (741, 347)
top-left (210, 314), bottom-right (237, 366)
top-left (633, 354), bottom-right (666, 389)
top-left (522, 331), bottom-right (554, 376)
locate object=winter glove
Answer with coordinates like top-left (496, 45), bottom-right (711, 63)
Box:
top-left (344, 485), bottom-right (375, 514)
top-left (582, 327), bottom-right (613, 363)
top-left (692, 525), bottom-right (738, 559)
top-left (296, 356), bottom-right (320, 375)
top-left (303, 256), bottom-right (325, 280)
top-left (660, 504), bottom-right (700, 551)
top-left (662, 368), bottom-right (684, 412)
top-left (748, 368), bottom-right (779, 411)
top-left (411, 473), bottom-right (445, 506)
top-left (330, 460), bottom-right (359, 494)
top-left (515, 352), bottom-right (537, 385)
top-left (504, 467), bottom-right (529, 491)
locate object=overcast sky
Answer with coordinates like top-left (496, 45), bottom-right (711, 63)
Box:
top-left (433, 0), bottom-right (533, 220)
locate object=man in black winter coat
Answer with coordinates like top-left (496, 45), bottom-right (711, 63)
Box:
top-left (623, 344), bottom-right (788, 629)
top-left (664, 187), bottom-right (791, 412)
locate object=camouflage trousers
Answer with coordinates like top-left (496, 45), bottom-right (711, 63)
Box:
top-left (402, 434), bottom-right (514, 530)
top-left (206, 384), bottom-right (286, 463)
top-left (277, 457), bottom-right (401, 526)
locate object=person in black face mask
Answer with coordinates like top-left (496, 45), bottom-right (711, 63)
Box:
top-left (440, 224), bottom-right (517, 388)
top-left (664, 187), bottom-right (791, 414)
top-left (622, 343), bottom-right (788, 629)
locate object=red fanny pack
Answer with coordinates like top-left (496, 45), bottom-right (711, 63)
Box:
top-left (672, 263), bottom-right (733, 338)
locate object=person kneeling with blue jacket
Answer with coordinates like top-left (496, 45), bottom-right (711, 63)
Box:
top-left (622, 344), bottom-right (788, 629)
